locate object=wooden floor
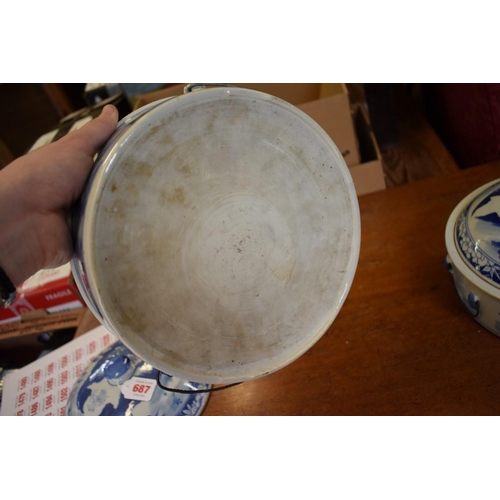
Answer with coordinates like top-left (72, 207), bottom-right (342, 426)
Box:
top-left (347, 83), bottom-right (460, 188)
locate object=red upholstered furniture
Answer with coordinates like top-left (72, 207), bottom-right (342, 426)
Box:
top-left (423, 83), bottom-right (500, 169)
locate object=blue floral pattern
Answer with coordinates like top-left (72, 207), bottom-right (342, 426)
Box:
top-left (66, 342), bottom-right (210, 416)
top-left (456, 212), bottom-right (500, 286)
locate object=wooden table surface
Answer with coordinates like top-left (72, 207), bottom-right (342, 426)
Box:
top-left (77, 162), bottom-right (500, 415)
top-left (202, 162), bottom-right (500, 415)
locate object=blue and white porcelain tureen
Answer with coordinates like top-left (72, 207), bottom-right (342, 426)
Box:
top-left (446, 179), bottom-right (500, 335)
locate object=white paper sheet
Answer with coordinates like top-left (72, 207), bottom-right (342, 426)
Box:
top-left (0, 326), bottom-right (116, 416)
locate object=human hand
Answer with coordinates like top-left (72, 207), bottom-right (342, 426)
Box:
top-left (0, 105), bottom-right (119, 286)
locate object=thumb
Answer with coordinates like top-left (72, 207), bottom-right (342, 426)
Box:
top-left (62, 105), bottom-right (119, 156)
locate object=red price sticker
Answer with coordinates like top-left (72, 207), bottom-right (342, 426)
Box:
top-left (120, 377), bottom-right (156, 402)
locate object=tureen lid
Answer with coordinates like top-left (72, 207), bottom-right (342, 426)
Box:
top-left (455, 180), bottom-right (500, 288)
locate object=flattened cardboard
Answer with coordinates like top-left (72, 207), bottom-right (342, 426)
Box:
top-left (349, 105), bottom-right (386, 196)
top-left (297, 94), bottom-right (360, 166)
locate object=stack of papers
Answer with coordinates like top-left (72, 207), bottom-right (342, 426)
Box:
top-left (0, 326), bottom-right (116, 416)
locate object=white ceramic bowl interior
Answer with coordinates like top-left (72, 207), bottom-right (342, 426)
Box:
top-left (80, 87), bottom-right (361, 383)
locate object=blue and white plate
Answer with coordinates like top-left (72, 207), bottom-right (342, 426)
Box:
top-left (66, 342), bottom-right (210, 416)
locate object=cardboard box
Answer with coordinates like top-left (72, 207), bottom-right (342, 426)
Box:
top-left (16, 264), bottom-right (83, 314)
top-left (349, 105), bottom-right (386, 196)
top-left (0, 307), bottom-right (20, 325)
top-left (297, 94), bottom-right (360, 167)
top-left (0, 264), bottom-right (84, 325)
